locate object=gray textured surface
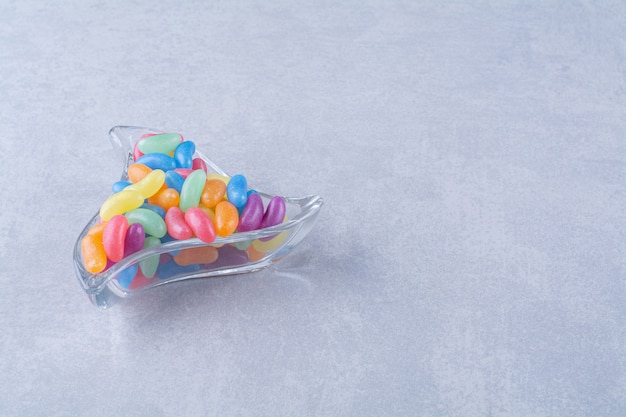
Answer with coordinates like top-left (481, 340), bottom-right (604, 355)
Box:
top-left (1, 1), bottom-right (625, 416)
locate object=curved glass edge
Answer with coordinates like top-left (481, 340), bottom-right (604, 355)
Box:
top-left (73, 126), bottom-right (324, 308)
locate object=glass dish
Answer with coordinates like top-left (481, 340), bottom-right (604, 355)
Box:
top-left (72, 126), bottom-right (323, 309)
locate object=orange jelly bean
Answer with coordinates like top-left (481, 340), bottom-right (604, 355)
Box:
top-left (214, 201), bottom-right (239, 237)
top-left (128, 163), bottom-right (152, 183)
top-left (81, 223), bottom-right (107, 273)
top-left (200, 179), bottom-right (226, 208)
top-left (148, 188), bottom-right (180, 210)
top-left (173, 246), bottom-right (219, 266)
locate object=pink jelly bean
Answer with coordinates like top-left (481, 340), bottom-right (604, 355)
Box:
top-left (260, 196), bottom-right (286, 229)
top-left (184, 207), bottom-right (216, 243)
top-left (165, 206), bottom-right (193, 240)
top-left (103, 214), bottom-right (129, 262)
top-left (133, 141), bottom-right (144, 161)
top-left (174, 168), bottom-right (194, 179)
top-left (192, 157), bottom-right (207, 173)
top-left (124, 222), bottom-right (145, 257)
top-left (238, 193), bottom-right (264, 232)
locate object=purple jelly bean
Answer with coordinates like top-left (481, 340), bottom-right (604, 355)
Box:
top-left (260, 196), bottom-right (286, 229)
top-left (174, 140), bottom-right (196, 169)
top-left (238, 192), bottom-right (264, 232)
top-left (124, 223), bottom-right (146, 257)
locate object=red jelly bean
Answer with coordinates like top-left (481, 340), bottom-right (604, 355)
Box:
top-left (103, 215), bottom-right (129, 262)
top-left (184, 207), bottom-right (216, 243)
top-left (165, 206), bottom-right (193, 240)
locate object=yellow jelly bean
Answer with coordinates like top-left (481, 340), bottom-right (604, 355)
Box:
top-left (252, 231), bottom-right (287, 252)
top-left (126, 169), bottom-right (165, 199)
top-left (100, 189), bottom-right (145, 221)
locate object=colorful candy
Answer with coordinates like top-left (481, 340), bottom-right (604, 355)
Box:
top-left (165, 207), bottom-right (193, 240)
top-left (226, 174), bottom-right (248, 208)
top-left (179, 169), bottom-right (206, 212)
top-left (82, 131), bottom-right (292, 290)
top-left (102, 215), bottom-right (129, 262)
top-left (184, 207), bottom-right (216, 243)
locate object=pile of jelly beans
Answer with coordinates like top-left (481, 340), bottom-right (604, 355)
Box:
top-left (80, 132), bottom-right (287, 288)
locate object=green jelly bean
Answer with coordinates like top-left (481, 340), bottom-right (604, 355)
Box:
top-left (125, 208), bottom-right (167, 238)
top-left (139, 236), bottom-right (161, 278)
top-left (179, 169), bottom-right (206, 212)
top-left (137, 133), bottom-right (181, 154)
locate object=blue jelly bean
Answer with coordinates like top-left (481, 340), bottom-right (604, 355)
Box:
top-left (117, 264), bottom-right (139, 289)
top-left (174, 140), bottom-right (196, 169)
top-left (226, 174), bottom-right (248, 208)
top-left (165, 170), bottom-right (185, 194)
top-left (140, 203), bottom-right (166, 218)
top-left (157, 259), bottom-right (200, 279)
top-left (112, 180), bottom-right (131, 193)
top-left (135, 153), bottom-right (177, 171)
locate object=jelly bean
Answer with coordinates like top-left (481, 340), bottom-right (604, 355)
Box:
top-left (253, 231), bottom-right (287, 252)
top-left (179, 169), bottom-right (206, 212)
top-left (173, 246), bottom-right (218, 266)
top-left (125, 208), bottom-right (167, 238)
top-left (237, 192), bottom-right (263, 232)
top-left (165, 207), bottom-right (193, 240)
top-left (214, 201), bottom-right (239, 237)
top-left (126, 169), bottom-right (165, 199)
top-left (103, 214), bottom-right (129, 262)
top-left (128, 269), bottom-right (154, 290)
top-left (234, 239), bottom-right (252, 250)
top-left (200, 179), bottom-right (226, 208)
top-left (174, 140), bottom-right (195, 169)
top-left (112, 180), bottom-right (131, 193)
top-left (133, 141), bottom-right (144, 161)
top-left (127, 163), bottom-right (152, 183)
top-left (148, 188), bottom-right (180, 210)
top-left (212, 245), bottom-right (249, 268)
top-left (165, 170), bottom-right (185, 194)
top-left (123, 222), bottom-right (145, 257)
top-left (139, 236), bottom-right (161, 278)
top-left (138, 132), bottom-right (182, 154)
top-left (192, 157), bottom-right (207, 173)
top-left (135, 153), bottom-right (177, 171)
top-left (117, 264), bottom-right (138, 289)
top-left (174, 168), bottom-right (193, 178)
top-left (246, 244), bottom-right (266, 262)
top-left (226, 174), bottom-right (248, 208)
top-left (100, 189), bottom-right (145, 221)
top-left (157, 259), bottom-right (200, 279)
top-left (184, 207), bottom-right (216, 243)
top-left (140, 203), bottom-right (166, 218)
top-left (260, 196), bottom-right (286, 229)
top-left (81, 224), bottom-right (107, 273)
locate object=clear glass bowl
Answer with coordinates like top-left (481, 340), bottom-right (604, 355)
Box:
top-left (72, 126), bottom-right (323, 309)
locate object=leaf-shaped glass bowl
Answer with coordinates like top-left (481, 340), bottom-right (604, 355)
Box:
top-left (73, 126), bottom-right (323, 309)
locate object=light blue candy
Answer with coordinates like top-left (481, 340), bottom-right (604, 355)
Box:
top-left (226, 174), bottom-right (248, 208)
top-left (174, 140), bottom-right (196, 169)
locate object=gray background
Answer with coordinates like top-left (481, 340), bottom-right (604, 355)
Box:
top-left (1, 1), bottom-right (625, 416)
